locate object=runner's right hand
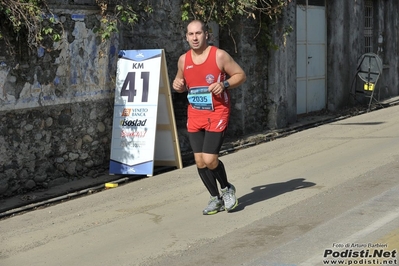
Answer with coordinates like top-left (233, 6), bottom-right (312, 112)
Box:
top-left (173, 78), bottom-right (187, 93)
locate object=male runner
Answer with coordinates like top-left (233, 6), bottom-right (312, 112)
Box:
top-left (173, 20), bottom-right (246, 215)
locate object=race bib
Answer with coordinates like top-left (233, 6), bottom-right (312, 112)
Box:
top-left (187, 86), bottom-right (214, 111)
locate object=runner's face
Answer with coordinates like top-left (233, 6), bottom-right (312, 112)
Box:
top-left (186, 22), bottom-right (207, 50)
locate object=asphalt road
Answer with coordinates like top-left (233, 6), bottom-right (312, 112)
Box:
top-left (1, 105), bottom-right (399, 266)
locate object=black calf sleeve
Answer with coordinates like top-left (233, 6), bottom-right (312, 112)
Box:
top-left (210, 160), bottom-right (229, 189)
top-left (197, 167), bottom-right (219, 197)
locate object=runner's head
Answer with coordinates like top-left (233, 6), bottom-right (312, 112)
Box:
top-left (186, 20), bottom-right (209, 51)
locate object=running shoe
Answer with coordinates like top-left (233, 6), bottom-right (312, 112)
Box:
top-left (203, 196), bottom-right (224, 215)
top-left (221, 183), bottom-right (238, 212)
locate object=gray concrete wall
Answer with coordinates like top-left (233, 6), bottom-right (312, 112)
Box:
top-left (327, 0), bottom-right (399, 109)
top-left (326, 0), bottom-right (362, 110)
top-left (377, 0), bottom-right (399, 98)
top-left (267, 3), bottom-right (297, 129)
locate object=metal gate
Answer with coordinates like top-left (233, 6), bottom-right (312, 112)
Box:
top-left (296, 0), bottom-right (327, 114)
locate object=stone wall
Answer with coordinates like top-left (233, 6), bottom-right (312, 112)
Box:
top-left (0, 100), bottom-right (114, 197)
top-left (0, 7), bottom-right (119, 198)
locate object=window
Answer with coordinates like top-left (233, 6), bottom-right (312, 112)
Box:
top-left (308, 0), bottom-right (325, 6)
top-left (364, 0), bottom-right (374, 53)
top-left (297, 0), bottom-right (325, 6)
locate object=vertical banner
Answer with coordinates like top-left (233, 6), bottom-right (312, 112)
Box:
top-left (109, 49), bottom-right (182, 176)
top-left (110, 50), bottom-right (161, 176)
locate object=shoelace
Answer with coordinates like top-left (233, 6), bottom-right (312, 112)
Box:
top-left (207, 198), bottom-right (220, 210)
top-left (209, 197), bottom-right (219, 204)
top-left (222, 190), bottom-right (233, 201)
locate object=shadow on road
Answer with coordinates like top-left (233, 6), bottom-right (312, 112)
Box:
top-left (331, 122), bottom-right (385, 126)
top-left (232, 178), bottom-right (316, 212)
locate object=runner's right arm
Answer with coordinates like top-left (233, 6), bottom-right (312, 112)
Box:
top-left (173, 55), bottom-right (187, 93)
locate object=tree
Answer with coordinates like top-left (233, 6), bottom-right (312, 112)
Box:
top-left (0, 0), bottom-right (61, 55)
top-left (0, 0), bottom-right (291, 56)
top-left (181, 0), bottom-right (292, 50)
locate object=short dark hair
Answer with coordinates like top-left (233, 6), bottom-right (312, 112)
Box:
top-left (187, 20), bottom-right (208, 33)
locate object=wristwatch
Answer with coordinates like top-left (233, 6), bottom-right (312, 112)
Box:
top-left (223, 80), bottom-right (230, 90)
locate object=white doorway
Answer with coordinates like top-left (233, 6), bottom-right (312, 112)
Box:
top-left (296, 0), bottom-right (327, 114)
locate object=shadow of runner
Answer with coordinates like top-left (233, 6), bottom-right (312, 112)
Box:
top-left (232, 178), bottom-right (316, 212)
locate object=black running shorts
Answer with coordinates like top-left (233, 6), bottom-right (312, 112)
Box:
top-left (188, 130), bottom-right (225, 154)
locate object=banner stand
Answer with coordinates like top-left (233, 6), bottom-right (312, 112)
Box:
top-left (109, 49), bottom-right (182, 176)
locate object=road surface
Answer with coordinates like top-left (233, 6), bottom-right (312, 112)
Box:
top-left (1, 105), bottom-right (399, 266)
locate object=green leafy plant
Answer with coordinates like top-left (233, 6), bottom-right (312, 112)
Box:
top-left (0, 0), bottom-right (291, 57)
top-left (0, 0), bottom-right (62, 54)
top-left (0, 0), bottom-right (152, 56)
top-left (181, 0), bottom-right (293, 50)
top-left (94, 0), bottom-right (153, 41)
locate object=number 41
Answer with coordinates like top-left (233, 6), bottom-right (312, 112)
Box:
top-left (120, 72), bottom-right (150, 102)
